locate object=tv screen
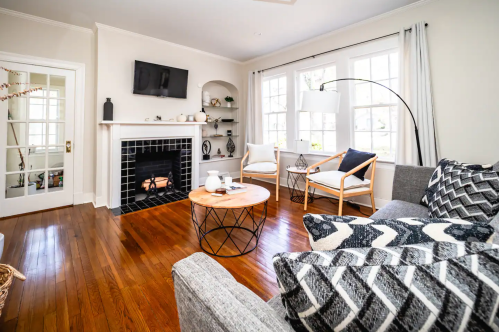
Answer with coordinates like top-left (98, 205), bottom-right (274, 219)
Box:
top-left (133, 61), bottom-right (188, 99)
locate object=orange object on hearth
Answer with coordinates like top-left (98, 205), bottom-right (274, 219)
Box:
top-left (142, 177), bottom-right (168, 189)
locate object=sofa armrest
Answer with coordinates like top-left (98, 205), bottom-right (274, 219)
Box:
top-left (392, 165), bottom-right (435, 204)
top-left (172, 253), bottom-right (291, 332)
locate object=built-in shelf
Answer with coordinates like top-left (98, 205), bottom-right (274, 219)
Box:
top-left (99, 121), bottom-right (206, 125)
top-left (203, 106), bottom-right (238, 111)
top-left (202, 135), bottom-right (239, 138)
top-left (204, 122), bottom-right (239, 124)
top-left (200, 156), bottom-right (242, 164)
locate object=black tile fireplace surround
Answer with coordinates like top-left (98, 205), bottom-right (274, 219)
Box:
top-left (112, 138), bottom-right (192, 216)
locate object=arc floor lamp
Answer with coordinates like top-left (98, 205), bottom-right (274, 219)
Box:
top-left (301, 78), bottom-right (423, 166)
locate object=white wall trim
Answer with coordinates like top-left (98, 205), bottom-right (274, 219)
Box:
top-left (0, 7), bottom-right (93, 34)
top-left (94, 23), bottom-right (242, 65)
top-left (0, 51), bottom-right (87, 208)
top-left (243, 0), bottom-right (440, 65)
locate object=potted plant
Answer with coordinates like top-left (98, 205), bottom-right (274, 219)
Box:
top-left (225, 96), bottom-right (234, 108)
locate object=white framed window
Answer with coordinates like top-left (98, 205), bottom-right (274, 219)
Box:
top-left (296, 63), bottom-right (337, 153)
top-left (352, 50), bottom-right (398, 161)
top-left (29, 89), bottom-right (60, 151)
top-left (262, 75), bottom-right (287, 149)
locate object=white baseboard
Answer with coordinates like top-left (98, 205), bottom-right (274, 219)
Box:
top-left (93, 195), bottom-right (108, 208)
top-left (74, 192), bottom-right (95, 205)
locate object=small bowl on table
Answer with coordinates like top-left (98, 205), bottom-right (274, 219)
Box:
top-left (216, 188), bottom-right (226, 194)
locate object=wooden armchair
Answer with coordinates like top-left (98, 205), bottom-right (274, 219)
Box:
top-left (240, 147), bottom-right (280, 201)
top-left (304, 151), bottom-right (378, 216)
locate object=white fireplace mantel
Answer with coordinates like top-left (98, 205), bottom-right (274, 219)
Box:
top-left (100, 121), bottom-right (202, 208)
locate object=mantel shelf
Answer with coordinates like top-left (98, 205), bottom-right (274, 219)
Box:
top-left (99, 121), bottom-right (206, 125)
top-left (204, 122), bottom-right (239, 124)
top-left (202, 135), bottom-right (239, 138)
top-left (203, 106), bottom-right (238, 111)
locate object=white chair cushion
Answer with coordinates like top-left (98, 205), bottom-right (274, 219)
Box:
top-left (307, 170), bottom-right (370, 190)
top-left (243, 162), bottom-right (277, 174)
top-left (247, 143), bottom-right (276, 164)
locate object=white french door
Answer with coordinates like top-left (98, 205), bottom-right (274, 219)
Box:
top-left (0, 61), bottom-right (75, 217)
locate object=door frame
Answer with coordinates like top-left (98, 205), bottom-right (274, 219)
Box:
top-left (0, 51), bottom-right (86, 205)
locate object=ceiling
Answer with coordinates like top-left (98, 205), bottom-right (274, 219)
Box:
top-left (0, 0), bottom-right (420, 62)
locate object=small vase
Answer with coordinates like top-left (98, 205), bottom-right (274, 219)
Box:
top-left (194, 111), bottom-right (207, 122)
top-left (226, 102), bottom-right (232, 108)
top-left (104, 98), bottom-right (113, 121)
top-left (176, 114), bottom-right (187, 122)
top-left (205, 170), bottom-right (221, 193)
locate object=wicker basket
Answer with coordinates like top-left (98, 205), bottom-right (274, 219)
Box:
top-left (0, 264), bottom-right (26, 317)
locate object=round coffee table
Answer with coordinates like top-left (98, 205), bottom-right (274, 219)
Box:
top-left (286, 166), bottom-right (320, 204)
top-left (189, 184), bottom-right (270, 258)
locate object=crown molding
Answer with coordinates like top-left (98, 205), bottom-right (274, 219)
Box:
top-left (243, 0), bottom-right (440, 65)
top-left (94, 23), bottom-right (243, 65)
top-left (0, 7), bottom-right (93, 34)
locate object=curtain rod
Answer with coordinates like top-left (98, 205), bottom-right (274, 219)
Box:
top-left (253, 23), bottom-right (428, 74)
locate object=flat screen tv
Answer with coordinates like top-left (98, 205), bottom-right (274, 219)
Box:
top-left (133, 60), bottom-right (188, 99)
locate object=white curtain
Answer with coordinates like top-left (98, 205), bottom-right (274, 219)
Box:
top-left (396, 21), bottom-right (438, 167)
top-left (245, 71), bottom-right (263, 154)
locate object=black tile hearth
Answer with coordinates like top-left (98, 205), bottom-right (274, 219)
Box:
top-left (111, 191), bottom-right (190, 216)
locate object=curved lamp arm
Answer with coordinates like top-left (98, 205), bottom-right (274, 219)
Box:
top-left (320, 78), bottom-right (423, 166)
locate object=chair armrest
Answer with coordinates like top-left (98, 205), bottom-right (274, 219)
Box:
top-left (241, 150), bottom-right (250, 168)
top-left (392, 165), bottom-right (435, 204)
top-left (340, 156), bottom-right (377, 190)
top-left (306, 151), bottom-right (346, 176)
top-left (276, 147), bottom-right (280, 175)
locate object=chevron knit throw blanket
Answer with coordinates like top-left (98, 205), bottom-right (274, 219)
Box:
top-left (273, 241), bottom-right (499, 331)
top-left (303, 214), bottom-right (494, 251)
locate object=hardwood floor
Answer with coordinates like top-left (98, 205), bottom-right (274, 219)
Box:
top-left (0, 180), bottom-right (372, 332)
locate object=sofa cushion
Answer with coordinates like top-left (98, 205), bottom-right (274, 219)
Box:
top-left (428, 163), bottom-right (499, 223)
top-left (371, 200), bottom-right (428, 219)
top-left (302, 214), bottom-right (494, 251)
top-left (247, 143), bottom-right (276, 164)
top-left (420, 158), bottom-right (493, 207)
top-left (243, 162), bottom-right (277, 174)
top-left (273, 242), bottom-right (499, 332)
top-left (307, 170), bottom-right (370, 190)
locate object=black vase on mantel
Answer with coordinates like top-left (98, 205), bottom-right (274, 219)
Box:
top-left (103, 98), bottom-right (113, 121)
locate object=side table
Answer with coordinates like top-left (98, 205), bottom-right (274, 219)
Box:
top-left (286, 166), bottom-right (320, 204)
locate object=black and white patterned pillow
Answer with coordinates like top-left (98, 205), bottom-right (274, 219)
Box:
top-left (303, 214), bottom-right (494, 251)
top-left (428, 164), bottom-right (499, 223)
top-left (420, 158), bottom-right (493, 207)
top-left (273, 242), bottom-right (499, 332)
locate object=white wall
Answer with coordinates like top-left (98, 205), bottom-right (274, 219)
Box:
top-left (0, 12), bottom-right (96, 201)
top-left (95, 25), bottom-right (244, 206)
top-left (242, 0), bottom-right (499, 207)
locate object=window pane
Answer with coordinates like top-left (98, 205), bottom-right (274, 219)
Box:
top-left (373, 132), bottom-right (391, 158)
top-left (270, 96), bottom-right (279, 112)
top-left (263, 131), bottom-right (269, 144)
top-left (355, 83), bottom-right (371, 105)
top-left (263, 114), bottom-right (269, 131)
top-left (7, 123), bottom-right (26, 146)
top-left (49, 99), bottom-right (65, 120)
top-left (311, 112), bottom-right (322, 130)
top-left (269, 113), bottom-right (277, 131)
top-left (299, 112), bottom-right (310, 131)
top-left (50, 75), bottom-right (65, 98)
top-left (29, 98), bottom-right (46, 120)
top-left (278, 95), bottom-right (287, 112)
top-left (263, 97), bottom-right (270, 113)
top-left (262, 80), bottom-right (270, 98)
top-left (323, 66), bottom-right (336, 84)
top-left (30, 73), bottom-right (48, 96)
top-left (354, 108), bottom-right (371, 131)
top-left (390, 53), bottom-right (398, 78)
top-left (371, 54), bottom-right (389, 80)
top-left (323, 131), bottom-right (336, 152)
top-left (299, 131), bottom-right (310, 142)
top-left (48, 147), bottom-right (65, 168)
top-left (269, 131), bottom-right (277, 145)
top-left (277, 113), bottom-right (286, 130)
top-left (372, 107), bottom-right (390, 131)
top-left (278, 131), bottom-right (286, 149)
top-left (355, 132), bottom-right (371, 152)
top-left (323, 113), bottom-right (335, 130)
top-left (7, 97), bottom-right (27, 120)
top-left (7, 71), bottom-right (28, 94)
top-left (310, 132), bottom-right (323, 151)
top-left (390, 107), bottom-right (398, 132)
top-left (28, 123), bottom-right (46, 146)
top-left (5, 174), bottom-right (25, 198)
top-left (279, 77), bottom-right (286, 95)
top-left (300, 72), bottom-right (312, 92)
top-left (372, 80), bottom-right (390, 104)
top-left (28, 150), bottom-right (46, 171)
top-left (28, 171), bottom-right (45, 195)
top-left (6, 148), bottom-right (26, 172)
top-left (354, 59), bottom-right (370, 80)
top-left (391, 133), bottom-right (397, 158)
top-left (390, 79), bottom-right (399, 103)
top-left (270, 79), bottom-right (278, 96)
top-left (48, 123), bottom-right (64, 145)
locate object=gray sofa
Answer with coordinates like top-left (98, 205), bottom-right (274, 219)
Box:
top-left (172, 164), bottom-right (499, 331)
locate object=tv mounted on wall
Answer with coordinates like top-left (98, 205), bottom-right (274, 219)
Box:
top-left (133, 60), bottom-right (188, 99)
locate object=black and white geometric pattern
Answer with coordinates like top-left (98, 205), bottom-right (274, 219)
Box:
top-left (303, 214), bottom-right (495, 251)
top-left (428, 163), bottom-right (499, 223)
top-left (420, 158), bottom-right (493, 207)
top-left (273, 241), bottom-right (499, 332)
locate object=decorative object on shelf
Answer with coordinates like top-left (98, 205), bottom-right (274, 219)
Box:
top-left (194, 109), bottom-right (207, 122)
top-left (202, 129), bottom-right (208, 137)
top-left (202, 140), bottom-right (211, 160)
top-left (225, 96), bottom-right (234, 108)
top-left (187, 115), bottom-right (194, 122)
top-left (221, 119), bottom-right (234, 122)
top-left (217, 148), bottom-right (222, 155)
top-left (226, 137), bottom-right (235, 158)
top-left (145, 118), bottom-right (150, 121)
top-left (205, 170), bottom-right (222, 192)
top-left (103, 98), bottom-right (113, 121)
top-left (210, 98), bottom-right (221, 107)
top-left (202, 91), bottom-right (210, 106)
top-left (154, 115), bottom-right (162, 121)
top-left (176, 113), bottom-right (187, 122)
top-left (294, 139), bottom-right (310, 170)
top-left (227, 130), bottom-right (232, 136)
top-left (213, 118), bottom-right (223, 136)
top-left (206, 114), bottom-right (212, 122)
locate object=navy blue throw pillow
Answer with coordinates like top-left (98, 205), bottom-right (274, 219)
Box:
top-left (338, 148), bottom-right (376, 180)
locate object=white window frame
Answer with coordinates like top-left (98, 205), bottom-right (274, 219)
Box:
top-left (262, 74), bottom-right (287, 149)
top-left (295, 62), bottom-right (337, 154)
top-left (350, 48), bottom-right (399, 162)
top-left (28, 88), bottom-right (61, 153)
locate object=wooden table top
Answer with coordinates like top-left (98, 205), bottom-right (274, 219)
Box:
top-left (189, 183), bottom-right (270, 208)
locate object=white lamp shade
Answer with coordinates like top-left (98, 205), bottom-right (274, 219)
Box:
top-left (296, 140), bottom-right (309, 154)
top-left (301, 90), bottom-right (341, 113)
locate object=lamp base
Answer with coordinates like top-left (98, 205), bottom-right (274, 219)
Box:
top-left (295, 154), bottom-right (308, 170)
